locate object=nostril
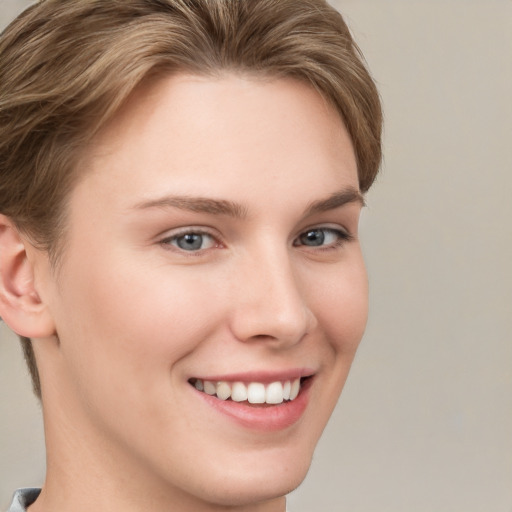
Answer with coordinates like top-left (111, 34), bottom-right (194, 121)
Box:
top-left (251, 333), bottom-right (277, 341)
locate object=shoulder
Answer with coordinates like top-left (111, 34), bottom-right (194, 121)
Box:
top-left (6, 489), bottom-right (41, 512)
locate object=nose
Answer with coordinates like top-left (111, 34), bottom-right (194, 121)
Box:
top-left (228, 249), bottom-right (317, 347)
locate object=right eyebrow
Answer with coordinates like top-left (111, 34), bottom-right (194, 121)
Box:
top-left (131, 195), bottom-right (248, 219)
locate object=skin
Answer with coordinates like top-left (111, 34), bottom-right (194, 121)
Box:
top-left (4, 74), bottom-right (368, 512)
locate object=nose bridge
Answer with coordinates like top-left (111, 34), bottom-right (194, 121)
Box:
top-left (230, 244), bottom-right (316, 345)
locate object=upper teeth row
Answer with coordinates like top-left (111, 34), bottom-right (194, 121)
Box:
top-left (193, 378), bottom-right (301, 404)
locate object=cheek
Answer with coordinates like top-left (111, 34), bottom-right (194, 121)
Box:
top-left (313, 257), bottom-right (369, 355)
top-left (53, 250), bottom-right (225, 392)
top-left (297, 257), bottom-right (368, 450)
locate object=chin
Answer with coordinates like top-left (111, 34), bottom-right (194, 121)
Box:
top-left (197, 465), bottom-right (310, 508)
top-left (187, 444), bottom-right (314, 508)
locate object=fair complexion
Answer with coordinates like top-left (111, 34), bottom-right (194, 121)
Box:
top-left (1, 74), bottom-right (368, 512)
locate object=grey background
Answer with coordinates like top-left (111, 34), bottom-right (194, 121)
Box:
top-left (1, 1), bottom-right (511, 511)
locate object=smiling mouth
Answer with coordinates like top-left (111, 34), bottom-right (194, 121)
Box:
top-left (188, 377), bottom-right (312, 405)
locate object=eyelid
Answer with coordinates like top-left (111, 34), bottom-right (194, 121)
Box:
top-left (155, 223), bottom-right (354, 255)
top-left (293, 225), bottom-right (354, 248)
top-left (158, 226), bottom-right (223, 251)
top-left (159, 225), bottom-right (216, 239)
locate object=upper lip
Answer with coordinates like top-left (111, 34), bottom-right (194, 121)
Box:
top-left (190, 368), bottom-right (316, 384)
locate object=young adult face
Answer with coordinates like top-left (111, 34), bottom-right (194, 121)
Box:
top-left (32, 74), bottom-right (368, 511)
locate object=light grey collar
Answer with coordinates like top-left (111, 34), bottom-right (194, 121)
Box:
top-left (7, 489), bottom-right (41, 512)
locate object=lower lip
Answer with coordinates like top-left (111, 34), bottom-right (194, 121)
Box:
top-left (193, 378), bottom-right (313, 432)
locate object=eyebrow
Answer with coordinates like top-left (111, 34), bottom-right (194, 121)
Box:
top-left (132, 196), bottom-right (248, 218)
top-left (132, 187), bottom-right (364, 218)
top-left (305, 187), bottom-right (365, 216)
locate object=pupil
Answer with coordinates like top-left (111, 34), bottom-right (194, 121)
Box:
top-left (302, 229), bottom-right (324, 246)
top-left (177, 233), bottom-right (202, 250)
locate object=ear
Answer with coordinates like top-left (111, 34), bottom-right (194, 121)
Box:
top-left (0, 215), bottom-right (56, 339)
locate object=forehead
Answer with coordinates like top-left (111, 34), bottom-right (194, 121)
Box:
top-left (73, 73), bottom-right (358, 216)
top-left (91, 73), bottom-right (353, 160)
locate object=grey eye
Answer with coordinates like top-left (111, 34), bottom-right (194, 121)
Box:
top-left (164, 232), bottom-right (217, 252)
top-left (176, 233), bottom-right (205, 251)
top-left (294, 228), bottom-right (350, 248)
top-left (299, 229), bottom-right (325, 247)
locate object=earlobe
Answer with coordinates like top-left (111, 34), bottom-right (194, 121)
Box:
top-left (0, 215), bottom-right (56, 339)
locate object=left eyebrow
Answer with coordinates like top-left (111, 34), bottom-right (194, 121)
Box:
top-left (304, 187), bottom-right (365, 216)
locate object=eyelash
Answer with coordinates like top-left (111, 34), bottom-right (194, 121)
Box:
top-left (293, 227), bottom-right (353, 249)
top-left (159, 226), bottom-right (353, 254)
top-left (160, 228), bottom-right (220, 253)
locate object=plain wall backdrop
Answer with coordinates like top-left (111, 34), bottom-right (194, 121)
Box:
top-left (1, 1), bottom-right (511, 511)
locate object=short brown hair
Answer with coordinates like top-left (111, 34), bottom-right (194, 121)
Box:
top-left (0, 0), bottom-right (382, 399)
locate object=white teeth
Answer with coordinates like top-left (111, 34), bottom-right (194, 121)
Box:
top-left (266, 381), bottom-right (284, 404)
top-left (290, 378), bottom-right (300, 400)
top-left (247, 382), bottom-right (266, 404)
top-left (231, 382), bottom-right (248, 402)
top-left (283, 380), bottom-right (291, 400)
top-left (216, 381), bottom-right (231, 401)
top-left (203, 380), bottom-right (216, 395)
top-left (193, 378), bottom-right (305, 404)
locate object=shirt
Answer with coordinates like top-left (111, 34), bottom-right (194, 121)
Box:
top-left (6, 489), bottom-right (40, 512)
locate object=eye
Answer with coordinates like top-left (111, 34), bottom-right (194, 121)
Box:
top-left (294, 227), bottom-right (351, 248)
top-left (161, 230), bottom-right (218, 252)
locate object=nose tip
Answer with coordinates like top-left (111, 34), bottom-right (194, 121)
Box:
top-left (230, 260), bottom-right (317, 347)
top-left (265, 300), bottom-right (317, 346)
